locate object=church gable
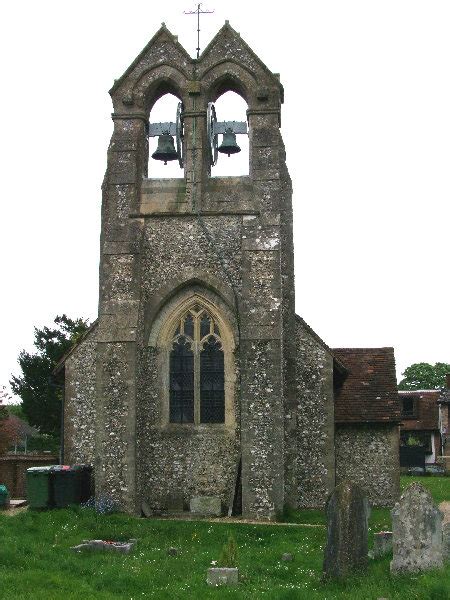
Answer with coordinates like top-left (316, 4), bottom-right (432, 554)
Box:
top-left (294, 316), bottom-right (335, 508)
top-left (62, 322), bottom-right (98, 466)
top-left (333, 347), bottom-right (400, 424)
top-left (110, 24), bottom-right (192, 111)
top-left (198, 22), bottom-right (284, 106)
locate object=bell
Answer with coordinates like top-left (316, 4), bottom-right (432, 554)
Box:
top-left (218, 128), bottom-right (241, 157)
top-left (152, 133), bottom-right (178, 165)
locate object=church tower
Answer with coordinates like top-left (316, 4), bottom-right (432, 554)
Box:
top-left (60, 21), bottom-right (306, 520)
top-left (95, 22), bottom-right (296, 519)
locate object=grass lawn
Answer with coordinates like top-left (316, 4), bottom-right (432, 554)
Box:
top-left (0, 476), bottom-right (448, 600)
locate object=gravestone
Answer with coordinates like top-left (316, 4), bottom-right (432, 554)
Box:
top-left (323, 480), bottom-right (370, 579)
top-left (390, 482), bottom-right (443, 574)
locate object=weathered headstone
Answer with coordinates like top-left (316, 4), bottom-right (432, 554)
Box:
top-left (390, 482), bottom-right (443, 574)
top-left (190, 496), bottom-right (222, 517)
top-left (371, 531), bottom-right (393, 558)
top-left (207, 567), bottom-right (239, 586)
top-left (323, 480), bottom-right (369, 579)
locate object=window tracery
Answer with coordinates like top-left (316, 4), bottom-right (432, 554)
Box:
top-left (169, 306), bottom-right (225, 424)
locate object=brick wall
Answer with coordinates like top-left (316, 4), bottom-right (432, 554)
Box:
top-left (0, 455), bottom-right (58, 498)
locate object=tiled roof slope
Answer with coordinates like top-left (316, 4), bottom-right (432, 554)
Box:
top-left (333, 348), bottom-right (401, 423)
top-left (399, 390), bottom-right (440, 430)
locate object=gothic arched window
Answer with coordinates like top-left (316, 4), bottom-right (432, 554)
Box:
top-left (169, 306), bottom-right (225, 424)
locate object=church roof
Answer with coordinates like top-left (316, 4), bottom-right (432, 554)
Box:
top-left (333, 347), bottom-right (401, 424)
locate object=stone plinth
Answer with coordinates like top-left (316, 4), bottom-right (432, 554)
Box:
top-left (190, 496), bottom-right (221, 517)
top-left (390, 482), bottom-right (443, 574)
top-left (323, 481), bottom-right (369, 579)
top-left (207, 567), bottom-right (239, 586)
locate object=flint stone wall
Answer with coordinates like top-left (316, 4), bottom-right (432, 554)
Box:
top-left (135, 211), bottom-right (242, 512)
top-left (295, 317), bottom-right (335, 507)
top-left (335, 423), bottom-right (400, 507)
top-left (64, 326), bottom-right (98, 465)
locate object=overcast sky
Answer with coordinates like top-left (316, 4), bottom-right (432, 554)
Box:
top-left (1, 0), bottom-right (449, 401)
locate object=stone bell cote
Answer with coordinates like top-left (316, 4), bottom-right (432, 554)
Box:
top-left (106, 21), bottom-right (286, 210)
top-left (97, 22), bottom-right (296, 520)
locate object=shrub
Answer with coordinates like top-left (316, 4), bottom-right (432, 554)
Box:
top-left (218, 534), bottom-right (238, 568)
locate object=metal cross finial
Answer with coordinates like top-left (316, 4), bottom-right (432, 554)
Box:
top-left (184, 3), bottom-right (214, 58)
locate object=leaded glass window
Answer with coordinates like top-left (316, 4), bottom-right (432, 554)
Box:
top-left (169, 336), bottom-right (194, 423)
top-left (200, 337), bottom-right (225, 423)
top-left (169, 307), bottom-right (225, 424)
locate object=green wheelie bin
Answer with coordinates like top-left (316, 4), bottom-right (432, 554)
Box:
top-left (72, 464), bottom-right (93, 503)
top-left (52, 466), bottom-right (78, 508)
top-left (26, 466), bottom-right (54, 509)
top-left (0, 484), bottom-right (9, 508)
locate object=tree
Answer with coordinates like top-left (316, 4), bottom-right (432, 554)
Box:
top-left (6, 403), bottom-right (27, 421)
top-left (398, 362), bottom-right (450, 391)
top-left (10, 315), bottom-right (89, 438)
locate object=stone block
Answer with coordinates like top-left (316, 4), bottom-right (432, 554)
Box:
top-left (390, 482), bottom-right (443, 574)
top-left (190, 496), bottom-right (222, 516)
top-left (207, 567), bottom-right (239, 586)
top-left (281, 553), bottom-right (294, 561)
top-left (371, 531), bottom-right (393, 558)
top-left (323, 481), bottom-right (369, 579)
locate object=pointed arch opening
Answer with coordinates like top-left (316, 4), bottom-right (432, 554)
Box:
top-left (152, 291), bottom-right (236, 428)
top-left (148, 92), bottom-right (184, 179)
top-left (211, 91), bottom-right (249, 177)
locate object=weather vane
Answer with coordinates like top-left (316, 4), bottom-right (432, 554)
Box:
top-left (184, 3), bottom-right (214, 58)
